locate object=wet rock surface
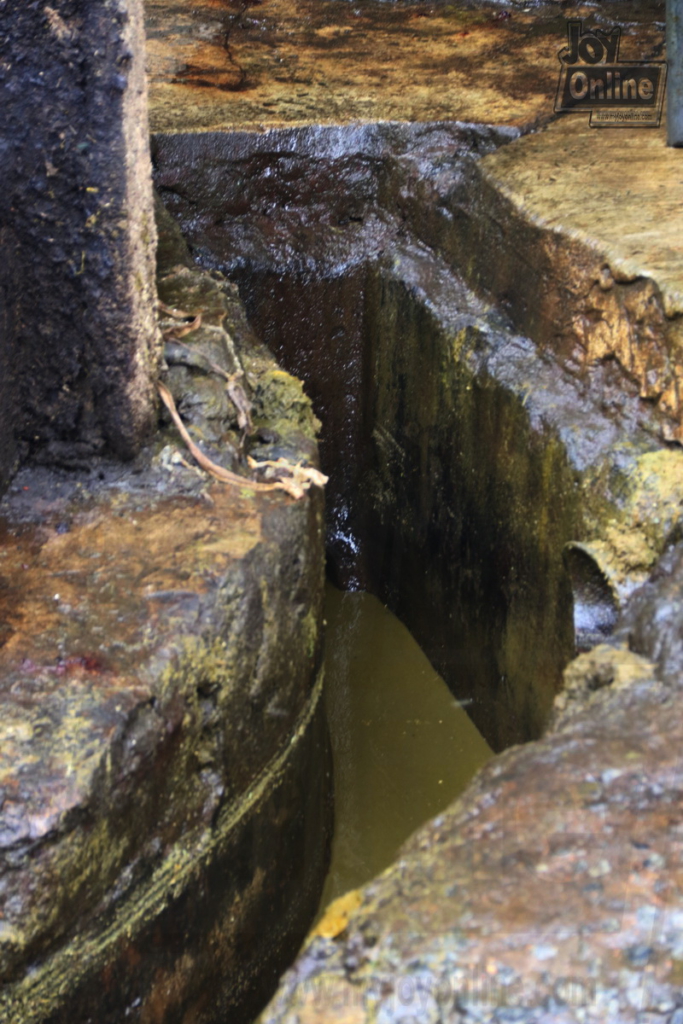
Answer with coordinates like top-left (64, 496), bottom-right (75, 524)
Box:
top-left (0, 226), bottom-right (18, 494)
top-left (0, 214), bottom-right (330, 1023)
top-left (3, 0), bottom-right (674, 1019)
top-left (261, 561), bottom-right (683, 1024)
top-left (153, 114), bottom-right (683, 753)
top-left (619, 542), bottom-right (683, 687)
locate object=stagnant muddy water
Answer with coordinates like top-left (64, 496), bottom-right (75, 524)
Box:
top-left (318, 584), bottom-right (492, 913)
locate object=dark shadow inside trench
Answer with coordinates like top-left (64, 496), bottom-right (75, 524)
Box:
top-left (234, 259), bottom-right (579, 755)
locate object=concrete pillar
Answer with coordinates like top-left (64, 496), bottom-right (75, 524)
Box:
top-left (0, 0), bottom-right (160, 470)
top-left (668, 0), bottom-right (683, 145)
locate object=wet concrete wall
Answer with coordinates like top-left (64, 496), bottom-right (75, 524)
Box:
top-left (0, 0), bottom-right (160, 475)
top-left (361, 266), bottom-right (581, 750)
top-left (0, 203), bottom-right (332, 1024)
top-left (0, 243), bottom-right (332, 1024)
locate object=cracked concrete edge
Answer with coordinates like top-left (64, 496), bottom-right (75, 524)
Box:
top-left (455, 118), bottom-right (683, 437)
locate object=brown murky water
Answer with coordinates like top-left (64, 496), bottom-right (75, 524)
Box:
top-left (318, 584), bottom-right (493, 913)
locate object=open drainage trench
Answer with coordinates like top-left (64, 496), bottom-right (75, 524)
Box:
top-left (153, 119), bottom-right (652, 962)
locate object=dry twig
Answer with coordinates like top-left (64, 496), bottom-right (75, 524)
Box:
top-left (157, 382), bottom-right (327, 500)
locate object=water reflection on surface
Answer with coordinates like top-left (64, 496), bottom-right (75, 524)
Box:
top-left (318, 584), bottom-right (494, 913)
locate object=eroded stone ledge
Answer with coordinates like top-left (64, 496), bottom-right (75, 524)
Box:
top-left (0, 215), bottom-right (329, 1023)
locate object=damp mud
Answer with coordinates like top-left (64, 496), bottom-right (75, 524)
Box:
top-left (318, 584), bottom-right (492, 913)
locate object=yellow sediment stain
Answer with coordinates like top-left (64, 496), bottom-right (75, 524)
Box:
top-left (311, 889), bottom-right (362, 940)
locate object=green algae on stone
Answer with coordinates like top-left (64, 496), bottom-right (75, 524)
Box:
top-left (253, 370), bottom-right (323, 440)
top-left (578, 448), bottom-right (683, 604)
top-left (154, 200), bottom-right (323, 474)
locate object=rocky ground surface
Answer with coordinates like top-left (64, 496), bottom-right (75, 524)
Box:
top-left (145, 0), bottom-right (664, 134)
top-left (0, 207), bottom-right (330, 1024)
top-left (0, 0), bottom-right (666, 1020)
top-left (143, 0), bottom-right (683, 1020)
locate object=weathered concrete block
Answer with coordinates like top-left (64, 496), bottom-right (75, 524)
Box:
top-left (0, 0), bottom-right (160, 471)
